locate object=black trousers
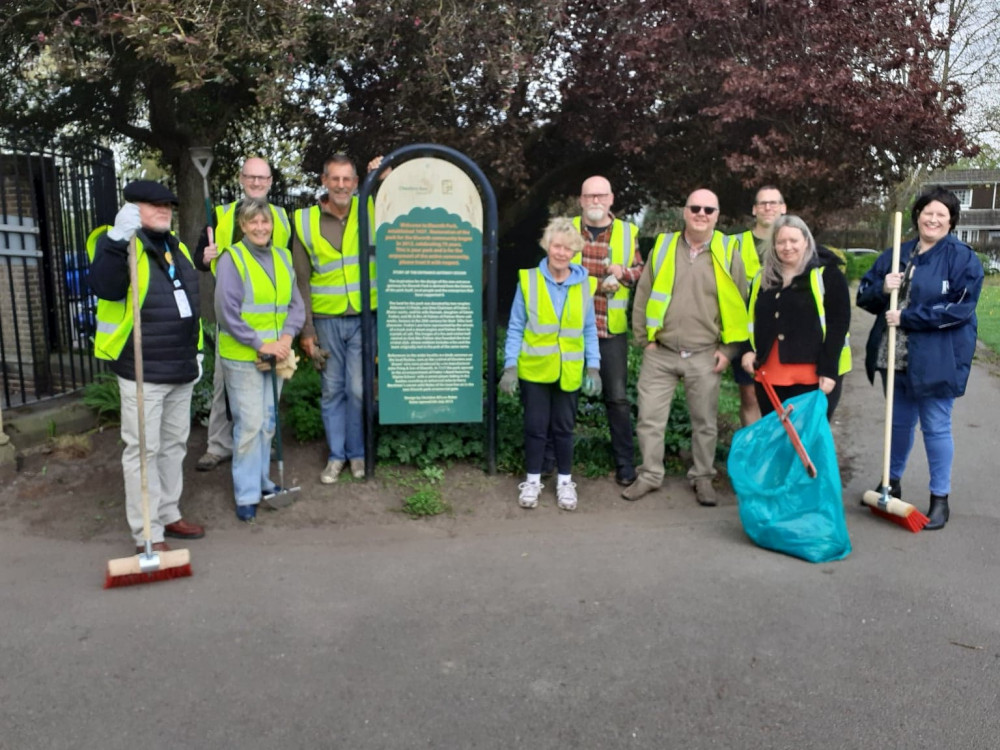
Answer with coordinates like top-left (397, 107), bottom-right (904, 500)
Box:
top-left (520, 380), bottom-right (579, 475)
top-left (599, 334), bottom-right (636, 470)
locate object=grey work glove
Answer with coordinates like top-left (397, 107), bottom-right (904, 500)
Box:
top-left (107, 203), bottom-right (141, 242)
top-left (311, 347), bottom-right (331, 372)
top-left (582, 368), bottom-right (602, 397)
top-left (499, 366), bottom-right (519, 396)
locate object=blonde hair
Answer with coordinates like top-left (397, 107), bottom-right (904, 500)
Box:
top-left (539, 216), bottom-right (584, 254)
top-left (760, 215), bottom-right (817, 290)
top-left (238, 197), bottom-right (273, 228)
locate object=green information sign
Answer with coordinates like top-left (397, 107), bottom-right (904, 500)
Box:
top-left (375, 159), bottom-right (483, 424)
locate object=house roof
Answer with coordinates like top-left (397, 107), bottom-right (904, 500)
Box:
top-left (926, 168), bottom-right (1000, 185)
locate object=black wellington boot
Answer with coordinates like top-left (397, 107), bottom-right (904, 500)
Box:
top-left (924, 494), bottom-right (950, 530)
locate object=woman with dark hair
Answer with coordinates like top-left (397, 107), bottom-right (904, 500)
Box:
top-left (857, 186), bottom-right (984, 530)
top-left (741, 215), bottom-right (851, 419)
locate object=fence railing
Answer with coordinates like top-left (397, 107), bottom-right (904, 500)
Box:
top-left (1, 132), bottom-right (117, 409)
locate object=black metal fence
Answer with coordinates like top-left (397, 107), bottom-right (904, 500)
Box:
top-left (0, 132), bottom-right (118, 409)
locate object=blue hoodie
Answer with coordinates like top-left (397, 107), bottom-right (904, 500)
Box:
top-left (504, 259), bottom-right (600, 371)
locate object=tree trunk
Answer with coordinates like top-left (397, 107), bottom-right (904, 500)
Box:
top-left (175, 148), bottom-right (218, 324)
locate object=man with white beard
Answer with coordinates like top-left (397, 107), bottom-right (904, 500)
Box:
top-left (572, 176), bottom-right (644, 485)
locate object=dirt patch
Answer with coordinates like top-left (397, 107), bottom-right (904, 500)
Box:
top-left (1, 425), bottom-right (728, 544)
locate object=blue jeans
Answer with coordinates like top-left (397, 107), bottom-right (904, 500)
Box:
top-left (315, 316), bottom-right (364, 461)
top-left (222, 358), bottom-right (281, 507)
top-left (888, 377), bottom-right (954, 496)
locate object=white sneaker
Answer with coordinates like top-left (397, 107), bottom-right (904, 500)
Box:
top-left (320, 459), bottom-right (345, 484)
top-left (556, 481), bottom-right (578, 511)
top-left (518, 481), bottom-right (543, 509)
top-left (349, 458), bottom-right (365, 480)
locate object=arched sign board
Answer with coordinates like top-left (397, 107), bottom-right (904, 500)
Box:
top-left (374, 158), bottom-right (484, 424)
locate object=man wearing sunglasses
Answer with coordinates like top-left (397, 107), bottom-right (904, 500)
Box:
top-left (192, 157), bottom-right (292, 472)
top-left (731, 186), bottom-right (786, 426)
top-left (624, 189), bottom-right (749, 507)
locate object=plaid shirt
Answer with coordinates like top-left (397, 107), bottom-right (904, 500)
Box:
top-left (579, 220), bottom-right (644, 338)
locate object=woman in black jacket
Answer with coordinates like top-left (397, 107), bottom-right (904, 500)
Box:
top-left (741, 215), bottom-right (851, 420)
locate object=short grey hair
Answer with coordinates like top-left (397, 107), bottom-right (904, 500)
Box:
top-left (237, 198), bottom-right (273, 228)
top-left (539, 216), bottom-right (584, 254)
top-left (760, 214), bottom-right (817, 290)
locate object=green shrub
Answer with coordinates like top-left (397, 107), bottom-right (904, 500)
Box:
top-left (82, 372), bottom-right (120, 423)
top-left (282, 361), bottom-right (324, 441)
top-left (844, 252), bottom-right (878, 282)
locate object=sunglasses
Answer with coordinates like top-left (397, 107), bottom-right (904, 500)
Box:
top-left (686, 205), bottom-right (717, 215)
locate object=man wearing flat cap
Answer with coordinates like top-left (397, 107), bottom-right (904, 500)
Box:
top-left (89, 180), bottom-right (206, 553)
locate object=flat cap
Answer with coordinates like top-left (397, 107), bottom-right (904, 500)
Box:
top-left (122, 180), bottom-right (178, 205)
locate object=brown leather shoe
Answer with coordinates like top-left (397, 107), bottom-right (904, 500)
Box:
top-left (621, 476), bottom-right (660, 501)
top-left (136, 542), bottom-right (171, 554)
top-left (164, 519), bottom-right (205, 539)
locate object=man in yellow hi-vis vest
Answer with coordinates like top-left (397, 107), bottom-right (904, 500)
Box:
top-left (291, 154), bottom-right (381, 485)
top-left (730, 185), bottom-right (786, 427)
top-left (193, 157), bottom-right (291, 472)
top-left (88, 180), bottom-right (206, 553)
top-left (573, 175), bottom-right (644, 485)
top-left (623, 188), bottom-right (748, 507)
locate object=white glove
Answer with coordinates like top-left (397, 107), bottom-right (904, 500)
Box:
top-left (107, 203), bottom-right (141, 242)
top-left (196, 353), bottom-right (205, 382)
top-left (602, 274), bottom-right (620, 293)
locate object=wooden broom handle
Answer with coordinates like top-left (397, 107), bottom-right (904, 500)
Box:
top-left (882, 212), bottom-right (902, 489)
top-left (127, 236), bottom-right (152, 546)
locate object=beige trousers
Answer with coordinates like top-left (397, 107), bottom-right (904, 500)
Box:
top-left (635, 345), bottom-right (722, 485)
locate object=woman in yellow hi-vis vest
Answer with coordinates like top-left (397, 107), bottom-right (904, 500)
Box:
top-left (215, 199), bottom-right (305, 522)
top-left (740, 215), bottom-right (851, 420)
top-left (500, 218), bottom-right (601, 511)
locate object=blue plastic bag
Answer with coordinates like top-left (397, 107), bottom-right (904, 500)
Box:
top-left (727, 390), bottom-right (851, 563)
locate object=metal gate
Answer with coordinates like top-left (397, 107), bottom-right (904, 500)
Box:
top-left (0, 132), bottom-right (117, 408)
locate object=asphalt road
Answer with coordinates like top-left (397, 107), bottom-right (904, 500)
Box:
top-left (1, 307), bottom-right (998, 750)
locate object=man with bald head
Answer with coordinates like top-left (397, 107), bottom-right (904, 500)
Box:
top-left (193, 156), bottom-right (292, 471)
top-left (623, 188), bottom-right (748, 506)
top-left (572, 175), bottom-right (644, 484)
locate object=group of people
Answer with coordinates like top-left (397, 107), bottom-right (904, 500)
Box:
top-left (504, 180), bottom-right (982, 533)
top-left (87, 159), bottom-right (983, 554)
top-left (89, 154), bottom-right (378, 552)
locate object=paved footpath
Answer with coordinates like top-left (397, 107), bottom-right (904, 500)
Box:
top-left (1, 306), bottom-right (998, 750)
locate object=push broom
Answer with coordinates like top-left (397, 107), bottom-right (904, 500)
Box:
top-left (105, 236), bottom-right (194, 587)
top-left (860, 212), bottom-right (929, 533)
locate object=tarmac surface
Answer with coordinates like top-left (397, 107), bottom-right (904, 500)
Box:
top-left (1, 306), bottom-right (998, 749)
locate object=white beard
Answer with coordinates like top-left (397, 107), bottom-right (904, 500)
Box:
top-left (585, 207), bottom-right (607, 223)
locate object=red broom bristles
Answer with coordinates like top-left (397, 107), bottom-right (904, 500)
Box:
top-left (868, 505), bottom-right (929, 533)
top-left (104, 563), bottom-right (193, 589)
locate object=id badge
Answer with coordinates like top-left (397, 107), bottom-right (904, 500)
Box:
top-left (174, 289), bottom-right (193, 318)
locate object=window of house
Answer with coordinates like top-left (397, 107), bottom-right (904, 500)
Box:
top-left (951, 188), bottom-right (972, 207)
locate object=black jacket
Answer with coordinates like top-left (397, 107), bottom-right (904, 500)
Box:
top-left (746, 250), bottom-right (851, 380)
top-left (89, 229), bottom-right (201, 384)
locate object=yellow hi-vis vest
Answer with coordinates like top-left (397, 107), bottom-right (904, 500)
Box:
top-left (86, 226), bottom-right (202, 361)
top-left (644, 231), bottom-right (748, 344)
top-left (570, 216), bottom-right (638, 334)
top-left (293, 197), bottom-right (377, 314)
top-left (210, 202), bottom-right (291, 276)
top-left (747, 268), bottom-right (852, 376)
top-left (517, 268), bottom-right (587, 391)
top-left (736, 230), bottom-right (762, 280)
top-left (217, 241), bottom-right (295, 362)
